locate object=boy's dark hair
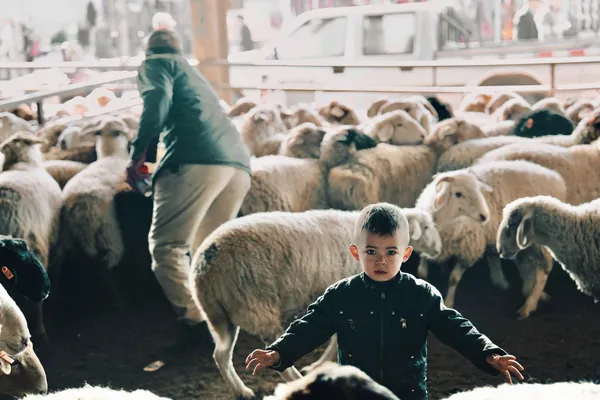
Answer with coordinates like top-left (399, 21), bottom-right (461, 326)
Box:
top-left (146, 29), bottom-right (182, 54)
top-left (354, 203), bottom-right (409, 241)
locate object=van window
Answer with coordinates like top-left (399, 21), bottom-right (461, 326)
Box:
top-left (363, 13), bottom-right (416, 55)
top-left (275, 17), bottom-right (347, 60)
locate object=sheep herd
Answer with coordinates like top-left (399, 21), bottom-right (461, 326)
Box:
top-left (0, 86), bottom-right (598, 399)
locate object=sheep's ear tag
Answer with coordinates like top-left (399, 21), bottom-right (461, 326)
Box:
top-left (526, 118), bottom-right (534, 129)
top-left (1, 267), bottom-right (13, 280)
top-left (0, 351), bottom-right (14, 375)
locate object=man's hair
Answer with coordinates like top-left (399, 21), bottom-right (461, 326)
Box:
top-left (146, 29), bottom-right (182, 54)
top-left (353, 202), bottom-right (410, 242)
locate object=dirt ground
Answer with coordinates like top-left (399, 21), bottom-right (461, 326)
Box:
top-left (32, 193), bottom-right (600, 400)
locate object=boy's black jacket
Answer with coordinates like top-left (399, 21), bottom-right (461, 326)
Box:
top-left (267, 272), bottom-right (507, 400)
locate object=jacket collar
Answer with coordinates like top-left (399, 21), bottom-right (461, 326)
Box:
top-left (361, 271), bottom-right (403, 290)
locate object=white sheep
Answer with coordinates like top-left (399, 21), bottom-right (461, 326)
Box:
top-left (415, 160), bottom-right (568, 318)
top-left (0, 113), bottom-right (34, 142)
top-left (42, 160), bottom-right (88, 189)
top-left (458, 91), bottom-right (493, 113)
top-left (423, 117), bottom-right (513, 153)
top-left (435, 111), bottom-right (600, 172)
top-left (491, 97), bottom-right (532, 122)
top-left (317, 101), bottom-right (361, 126)
top-left (189, 207), bottom-right (442, 399)
top-left (565, 99), bottom-right (596, 125)
top-left (278, 123), bottom-right (327, 159)
top-left (378, 98), bottom-right (436, 134)
top-left (0, 283), bottom-right (32, 356)
top-left (441, 381), bottom-right (600, 400)
top-left (239, 155), bottom-right (328, 216)
top-left (59, 117), bottom-right (132, 302)
top-left (361, 109), bottom-right (426, 145)
top-left (240, 105), bottom-right (289, 157)
top-left (0, 337), bottom-right (47, 397)
top-left (485, 91), bottom-right (526, 115)
top-left (21, 384), bottom-right (169, 400)
top-left (497, 195), bottom-right (600, 302)
top-left (475, 141), bottom-right (600, 205)
top-left (265, 362), bottom-right (400, 400)
top-left (531, 96), bottom-right (567, 116)
top-left (0, 132), bottom-right (63, 341)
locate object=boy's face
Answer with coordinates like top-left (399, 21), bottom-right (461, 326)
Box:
top-left (350, 230), bottom-right (412, 282)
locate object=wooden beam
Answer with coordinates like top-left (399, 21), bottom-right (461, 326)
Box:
top-left (189, 0), bottom-right (231, 103)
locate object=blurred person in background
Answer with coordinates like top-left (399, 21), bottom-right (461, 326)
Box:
top-left (126, 24), bottom-right (252, 353)
top-left (513, 0), bottom-right (539, 40)
top-left (238, 15), bottom-right (254, 51)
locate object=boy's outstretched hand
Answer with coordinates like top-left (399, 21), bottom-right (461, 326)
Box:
top-left (486, 354), bottom-right (525, 384)
top-left (245, 349), bottom-right (280, 375)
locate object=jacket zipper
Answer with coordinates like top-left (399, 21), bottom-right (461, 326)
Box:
top-left (380, 291), bottom-right (385, 383)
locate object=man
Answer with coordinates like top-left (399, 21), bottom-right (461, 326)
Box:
top-left (238, 16), bottom-right (254, 51)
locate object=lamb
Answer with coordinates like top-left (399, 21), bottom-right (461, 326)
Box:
top-left (435, 111), bottom-right (600, 172)
top-left (189, 207), bottom-right (442, 399)
top-left (457, 91), bottom-right (492, 113)
top-left (240, 105), bottom-right (289, 157)
top-left (322, 129), bottom-right (436, 210)
top-left (278, 123), bottom-right (327, 159)
top-left (42, 160), bottom-right (87, 189)
top-left (476, 141), bottom-right (600, 205)
top-left (485, 91), bottom-right (525, 115)
top-left (264, 362), bottom-right (400, 400)
top-left (21, 384), bottom-right (169, 400)
top-left (58, 117), bottom-right (132, 302)
top-left (441, 381), bottom-right (600, 400)
top-left (497, 195), bottom-right (600, 301)
top-left (415, 160), bottom-right (568, 318)
top-left (239, 155), bottom-right (328, 216)
top-left (531, 96), bottom-right (567, 116)
top-left (0, 132), bottom-right (63, 341)
top-left (378, 99), bottom-right (436, 134)
top-left (318, 101), bottom-right (361, 125)
top-left (361, 109), bottom-right (426, 145)
top-left (491, 97), bottom-right (532, 122)
top-left (0, 337), bottom-right (47, 397)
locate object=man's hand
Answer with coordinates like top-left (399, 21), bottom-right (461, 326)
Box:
top-left (125, 157), bottom-right (148, 192)
top-left (245, 349), bottom-right (280, 375)
top-left (486, 354), bottom-right (525, 384)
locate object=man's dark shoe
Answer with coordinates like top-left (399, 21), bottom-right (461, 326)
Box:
top-left (166, 320), bottom-right (214, 354)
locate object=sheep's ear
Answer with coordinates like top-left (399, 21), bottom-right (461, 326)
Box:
top-left (433, 177), bottom-right (453, 210)
top-left (516, 209), bottom-right (534, 249)
top-left (409, 219), bottom-right (422, 241)
top-left (0, 352), bottom-right (12, 376)
top-left (377, 124), bottom-right (394, 142)
top-left (421, 100), bottom-right (438, 120)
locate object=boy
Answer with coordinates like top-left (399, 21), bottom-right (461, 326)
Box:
top-left (246, 203), bottom-right (524, 400)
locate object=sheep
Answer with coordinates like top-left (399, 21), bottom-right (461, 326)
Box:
top-left (423, 117), bottom-right (507, 153)
top-left (424, 95), bottom-right (454, 121)
top-left (35, 116), bottom-right (82, 153)
top-left (0, 132), bottom-right (63, 341)
top-left (498, 195), bottom-right (600, 301)
top-left (485, 91), bottom-right (526, 115)
top-left (566, 99), bottom-right (596, 125)
top-left (491, 97), bottom-right (532, 122)
top-left (440, 381), bottom-right (600, 400)
top-left (21, 384), bottom-right (169, 400)
top-left (189, 207), bottom-right (442, 399)
top-left (227, 97), bottom-right (258, 118)
top-left (435, 110), bottom-right (600, 172)
top-left (378, 99), bottom-right (436, 134)
top-left (361, 109), bottom-right (426, 145)
top-left (59, 117), bottom-right (132, 303)
top-left (264, 362), bottom-right (400, 400)
top-left (458, 91), bottom-right (492, 113)
top-left (415, 160), bottom-right (568, 318)
top-left (240, 105), bottom-right (289, 157)
top-left (531, 96), bottom-right (567, 116)
top-left (318, 101), bottom-right (361, 126)
top-left (0, 113), bottom-right (34, 142)
top-left (239, 155), bottom-right (328, 216)
top-left (278, 123), bottom-right (327, 159)
top-left (322, 130), bottom-right (435, 210)
top-left (367, 98), bottom-right (392, 118)
top-left (43, 144), bottom-right (97, 164)
top-left (512, 109), bottom-right (574, 138)
top-left (42, 160), bottom-right (87, 189)
top-left (476, 141), bottom-right (600, 205)
top-left (280, 105), bottom-right (327, 129)
top-left (10, 105), bottom-right (36, 122)
top-left (0, 340), bottom-right (47, 397)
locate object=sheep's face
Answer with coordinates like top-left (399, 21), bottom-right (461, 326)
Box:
top-left (574, 110), bottom-right (600, 144)
top-left (319, 129), bottom-right (354, 168)
top-left (424, 118), bottom-right (483, 152)
top-left (407, 212), bottom-right (442, 258)
top-left (431, 172), bottom-right (493, 224)
top-left (56, 126), bottom-right (86, 151)
top-left (94, 119), bottom-right (132, 159)
top-left (0, 343), bottom-right (47, 397)
top-left (497, 202), bottom-right (535, 259)
top-left (0, 132), bottom-right (45, 170)
top-left (280, 123), bottom-right (326, 159)
top-left (371, 110), bottom-right (425, 145)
